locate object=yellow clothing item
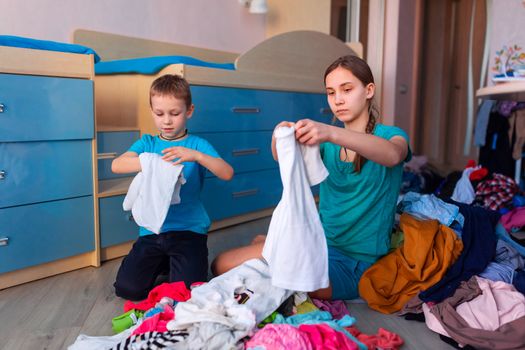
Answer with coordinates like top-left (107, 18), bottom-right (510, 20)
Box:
top-left (358, 213), bottom-right (463, 314)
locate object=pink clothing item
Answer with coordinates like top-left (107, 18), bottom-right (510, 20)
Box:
top-left (299, 324), bottom-right (358, 350)
top-left (245, 324), bottom-right (313, 350)
top-left (345, 326), bottom-right (404, 350)
top-left (311, 299), bottom-right (351, 320)
top-left (132, 305), bottom-right (175, 335)
top-left (501, 206), bottom-right (525, 233)
top-left (124, 281), bottom-right (191, 312)
top-left (424, 276), bottom-right (525, 336)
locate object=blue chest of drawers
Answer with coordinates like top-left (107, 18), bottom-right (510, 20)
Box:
top-left (0, 47), bottom-right (96, 284)
top-left (190, 85), bottom-right (331, 221)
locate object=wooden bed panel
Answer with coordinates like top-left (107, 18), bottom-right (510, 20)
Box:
top-left (73, 29), bottom-right (239, 62)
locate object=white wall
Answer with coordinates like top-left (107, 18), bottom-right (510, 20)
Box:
top-left (1, 0), bottom-right (266, 54)
top-left (488, 0), bottom-right (525, 84)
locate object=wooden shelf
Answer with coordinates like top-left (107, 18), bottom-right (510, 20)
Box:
top-left (98, 177), bottom-right (134, 198)
top-left (476, 81), bottom-right (525, 101)
top-left (97, 126), bottom-right (141, 132)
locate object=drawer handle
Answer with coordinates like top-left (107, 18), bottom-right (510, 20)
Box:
top-left (232, 188), bottom-right (259, 198)
top-left (0, 103), bottom-right (5, 113)
top-left (232, 148), bottom-right (260, 157)
top-left (320, 107), bottom-right (332, 115)
top-left (0, 170), bottom-right (6, 180)
top-left (97, 152), bottom-right (118, 160)
top-left (0, 237), bottom-right (9, 246)
top-left (232, 107), bottom-right (260, 114)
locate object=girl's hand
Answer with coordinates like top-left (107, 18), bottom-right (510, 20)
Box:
top-left (294, 119), bottom-right (331, 145)
top-left (161, 146), bottom-right (202, 165)
top-left (274, 121), bottom-right (295, 129)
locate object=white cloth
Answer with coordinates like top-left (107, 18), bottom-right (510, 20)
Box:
top-left (451, 166), bottom-right (478, 204)
top-left (167, 258), bottom-right (292, 349)
top-left (68, 328), bottom-right (134, 350)
top-left (123, 153), bottom-right (185, 234)
top-left (262, 126), bottom-right (329, 292)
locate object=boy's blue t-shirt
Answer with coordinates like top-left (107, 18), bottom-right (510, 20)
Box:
top-left (128, 134), bottom-right (220, 236)
top-left (319, 124), bottom-right (411, 263)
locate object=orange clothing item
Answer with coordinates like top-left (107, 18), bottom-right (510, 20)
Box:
top-left (358, 213), bottom-right (463, 314)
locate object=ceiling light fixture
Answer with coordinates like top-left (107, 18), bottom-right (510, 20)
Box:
top-left (238, 0), bottom-right (268, 14)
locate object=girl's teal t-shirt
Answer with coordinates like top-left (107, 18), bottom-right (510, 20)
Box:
top-left (128, 134), bottom-right (220, 236)
top-left (319, 124), bottom-right (411, 263)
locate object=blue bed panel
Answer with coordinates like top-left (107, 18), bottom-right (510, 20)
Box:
top-left (189, 86), bottom-right (295, 132)
top-left (195, 130), bottom-right (276, 177)
top-left (0, 140), bottom-right (93, 208)
top-left (0, 74), bottom-right (94, 142)
top-left (97, 131), bottom-right (140, 180)
top-left (0, 196), bottom-right (95, 273)
top-left (99, 195), bottom-right (139, 248)
top-left (202, 168), bottom-right (283, 220)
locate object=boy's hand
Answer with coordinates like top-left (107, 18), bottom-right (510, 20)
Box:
top-left (161, 146), bottom-right (202, 165)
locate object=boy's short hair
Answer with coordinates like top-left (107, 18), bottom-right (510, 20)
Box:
top-left (149, 74), bottom-right (192, 108)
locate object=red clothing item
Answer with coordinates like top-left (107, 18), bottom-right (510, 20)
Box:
top-left (469, 168), bottom-right (488, 181)
top-left (345, 326), bottom-right (404, 350)
top-left (132, 304), bottom-right (175, 335)
top-left (124, 281), bottom-right (191, 312)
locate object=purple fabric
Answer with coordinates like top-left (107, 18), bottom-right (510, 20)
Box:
top-left (311, 299), bottom-right (351, 320)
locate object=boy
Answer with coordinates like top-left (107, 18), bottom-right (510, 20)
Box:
top-left (112, 74), bottom-right (234, 300)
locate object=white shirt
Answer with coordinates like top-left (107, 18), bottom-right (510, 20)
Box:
top-left (262, 126), bottom-right (329, 291)
top-left (123, 153), bottom-right (185, 234)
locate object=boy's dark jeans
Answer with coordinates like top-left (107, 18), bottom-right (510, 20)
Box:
top-left (114, 230), bottom-right (208, 301)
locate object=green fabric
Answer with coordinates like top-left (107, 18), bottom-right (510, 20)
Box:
top-left (319, 124), bottom-right (411, 263)
top-left (390, 229), bottom-right (405, 251)
top-left (258, 311), bottom-right (278, 328)
top-left (111, 309), bottom-right (144, 334)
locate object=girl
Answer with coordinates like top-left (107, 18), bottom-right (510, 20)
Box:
top-left (212, 55), bottom-right (410, 300)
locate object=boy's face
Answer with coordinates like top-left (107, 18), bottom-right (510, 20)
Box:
top-left (150, 94), bottom-right (194, 139)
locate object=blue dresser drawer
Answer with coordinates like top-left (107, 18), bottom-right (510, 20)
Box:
top-left (202, 169), bottom-right (282, 220)
top-left (190, 86), bottom-right (294, 132)
top-left (0, 74), bottom-right (94, 142)
top-left (97, 131), bottom-right (140, 180)
top-left (0, 196), bottom-right (95, 273)
top-left (293, 92), bottom-right (334, 124)
top-left (99, 195), bottom-right (139, 248)
top-left (0, 140), bottom-right (93, 208)
top-left (196, 131), bottom-right (276, 176)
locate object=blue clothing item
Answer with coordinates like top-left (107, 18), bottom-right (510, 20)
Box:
top-left (419, 201), bottom-right (499, 303)
top-left (319, 124), bottom-right (411, 263)
top-left (474, 100), bottom-right (495, 147)
top-left (273, 311), bottom-right (366, 350)
top-left (479, 240), bottom-right (524, 283)
top-left (398, 192), bottom-right (465, 227)
top-left (0, 35), bottom-right (100, 62)
top-left (513, 269), bottom-right (525, 294)
top-left (95, 55), bottom-right (235, 75)
top-left (129, 134), bottom-right (220, 235)
top-left (513, 195), bottom-right (525, 208)
top-left (328, 246), bottom-right (372, 300)
top-left (144, 306), bottom-right (164, 318)
top-left (494, 222), bottom-right (525, 258)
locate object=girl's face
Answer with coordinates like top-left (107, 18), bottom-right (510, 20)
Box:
top-left (150, 94), bottom-right (194, 139)
top-left (325, 66), bottom-right (375, 128)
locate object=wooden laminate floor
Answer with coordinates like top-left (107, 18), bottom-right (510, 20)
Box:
top-left (0, 218), bottom-right (455, 350)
